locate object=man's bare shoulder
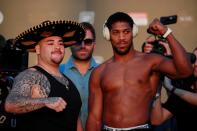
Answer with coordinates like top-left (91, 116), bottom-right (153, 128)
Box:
top-left (13, 67), bottom-right (50, 92)
top-left (93, 58), bottom-right (113, 73)
top-left (14, 67), bottom-right (43, 81)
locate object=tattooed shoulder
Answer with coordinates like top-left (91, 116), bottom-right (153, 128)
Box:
top-left (10, 68), bottom-right (51, 97)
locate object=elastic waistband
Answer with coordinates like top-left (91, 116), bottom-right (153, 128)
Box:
top-left (103, 123), bottom-right (150, 131)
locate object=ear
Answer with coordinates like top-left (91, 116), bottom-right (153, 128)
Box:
top-left (92, 42), bottom-right (96, 49)
top-left (35, 45), bottom-right (40, 55)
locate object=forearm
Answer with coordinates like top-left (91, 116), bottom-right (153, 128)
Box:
top-left (173, 88), bottom-right (197, 106)
top-left (5, 97), bottom-right (53, 113)
top-left (166, 34), bottom-right (193, 77)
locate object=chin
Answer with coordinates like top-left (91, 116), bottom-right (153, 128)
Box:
top-left (52, 57), bottom-right (64, 64)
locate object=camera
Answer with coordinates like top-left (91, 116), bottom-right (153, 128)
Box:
top-left (141, 38), bottom-right (167, 55)
top-left (0, 38), bottom-right (28, 75)
top-left (150, 40), bottom-right (167, 55)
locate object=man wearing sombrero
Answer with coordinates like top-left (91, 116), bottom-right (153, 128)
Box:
top-left (4, 20), bottom-right (85, 131)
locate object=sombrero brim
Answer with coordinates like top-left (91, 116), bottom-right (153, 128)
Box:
top-left (14, 20), bottom-right (85, 52)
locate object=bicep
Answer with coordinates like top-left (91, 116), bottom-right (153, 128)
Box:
top-left (153, 56), bottom-right (177, 78)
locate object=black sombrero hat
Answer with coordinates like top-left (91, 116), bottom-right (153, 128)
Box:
top-left (15, 20), bottom-right (85, 52)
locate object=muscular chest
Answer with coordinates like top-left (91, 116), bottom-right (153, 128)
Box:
top-left (101, 61), bottom-right (150, 91)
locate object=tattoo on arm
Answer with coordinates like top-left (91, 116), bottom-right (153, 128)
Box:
top-left (5, 69), bottom-right (55, 113)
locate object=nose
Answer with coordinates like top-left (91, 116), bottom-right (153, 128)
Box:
top-left (54, 43), bottom-right (62, 50)
top-left (80, 41), bottom-right (85, 48)
top-left (119, 32), bottom-right (125, 40)
top-left (55, 45), bottom-right (60, 49)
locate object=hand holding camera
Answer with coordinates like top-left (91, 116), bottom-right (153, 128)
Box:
top-left (143, 36), bottom-right (171, 55)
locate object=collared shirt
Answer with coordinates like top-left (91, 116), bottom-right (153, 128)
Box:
top-left (59, 57), bottom-right (98, 128)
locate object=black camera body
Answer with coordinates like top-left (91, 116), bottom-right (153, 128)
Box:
top-left (0, 39), bottom-right (28, 74)
top-left (150, 40), bottom-right (167, 55)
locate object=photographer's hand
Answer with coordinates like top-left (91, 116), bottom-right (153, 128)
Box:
top-left (164, 76), bottom-right (197, 106)
top-left (143, 36), bottom-right (155, 53)
top-left (144, 36), bottom-right (167, 55)
top-left (143, 43), bottom-right (153, 53)
top-left (159, 41), bottom-right (172, 56)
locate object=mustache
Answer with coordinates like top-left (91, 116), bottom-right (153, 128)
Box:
top-left (52, 50), bottom-right (62, 54)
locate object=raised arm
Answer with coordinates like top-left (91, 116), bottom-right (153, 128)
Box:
top-left (86, 67), bottom-right (103, 131)
top-left (5, 69), bottom-right (66, 113)
top-left (148, 18), bottom-right (193, 78)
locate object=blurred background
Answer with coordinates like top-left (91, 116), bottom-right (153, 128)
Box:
top-left (0, 0), bottom-right (196, 65)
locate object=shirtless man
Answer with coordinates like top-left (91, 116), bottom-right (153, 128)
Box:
top-left (86, 12), bottom-right (193, 131)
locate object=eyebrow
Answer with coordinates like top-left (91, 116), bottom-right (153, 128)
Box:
top-left (46, 39), bottom-right (63, 42)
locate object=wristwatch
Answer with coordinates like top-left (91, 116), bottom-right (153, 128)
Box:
top-left (163, 28), bottom-right (172, 38)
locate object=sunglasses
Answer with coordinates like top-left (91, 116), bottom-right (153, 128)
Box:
top-left (76, 39), bottom-right (94, 46)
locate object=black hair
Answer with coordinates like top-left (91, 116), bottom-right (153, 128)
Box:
top-left (105, 12), bottom-right (134, 30)
top-left (80, 22), bottom-right (96, 41)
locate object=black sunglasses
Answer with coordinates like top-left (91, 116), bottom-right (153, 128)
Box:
top-left (76, 39), bottom-right (94, 46)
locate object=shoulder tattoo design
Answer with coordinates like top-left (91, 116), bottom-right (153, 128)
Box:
top-left (6, 69), bottom-right (51, 113)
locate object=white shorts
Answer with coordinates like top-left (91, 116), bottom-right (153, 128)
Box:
top-left (102, 123), bottom-right (151, 131)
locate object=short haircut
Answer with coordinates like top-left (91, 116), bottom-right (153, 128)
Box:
top-left (80, 22), bottom-right (96, 41)
top-left (105, 12), bottom-right (134, 30)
